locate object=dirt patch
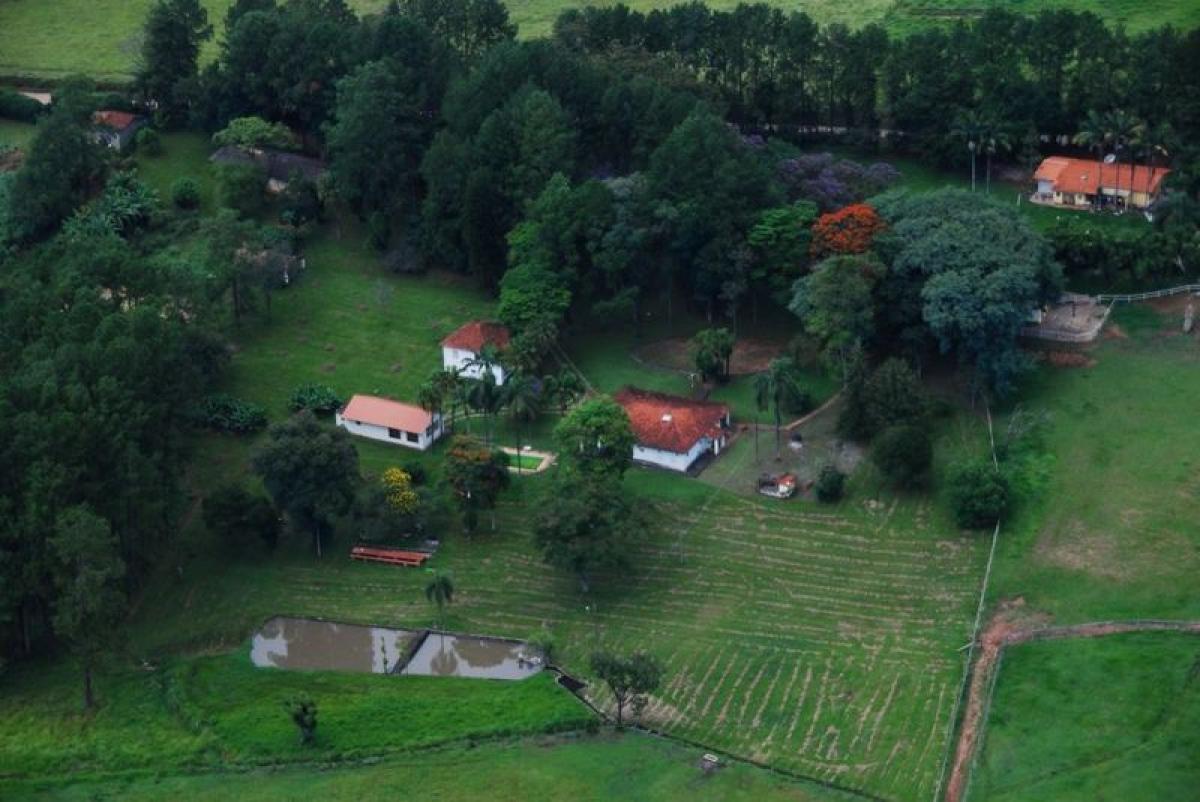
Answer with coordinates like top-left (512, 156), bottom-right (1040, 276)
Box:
top-left (634, 337), bottom-right (787, 375)
top-left (389, 362), bottom-right (403, 373)
top-left (1103, 324), bottom-right (1129, 340)
top-left (1043, 351), bottom-right (1096, 369)
top-left (0, 148), bottom-right (23, 173)
top-left (1146, 294), bottom-right (1195, 315)
top-left (1034, 520), bottom-right (1127, 581)
top-left (320, 362), bottom-right (336, 373)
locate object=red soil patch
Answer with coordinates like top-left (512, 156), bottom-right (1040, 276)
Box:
top-left (1044, 351), bottom-right (1096, 369)
top-left (634, 337), bottom-right (786, 375)
top-left (1103, 324), bottom-right (1129, 340)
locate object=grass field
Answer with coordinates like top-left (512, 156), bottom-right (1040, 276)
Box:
top-left (989, 305), bottom-right (1200, 624)
top-left (4, 732), bottom-right (859, 802)
top-left (0, 119), bottom-right (37, 149)
top-left (970, 632), bottom-right (1200, 802)
top-left (1, 0), bottom-right (1195, 82)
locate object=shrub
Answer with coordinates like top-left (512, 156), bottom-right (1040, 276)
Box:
top-left (217, 164), bottom-right (266, 217)
top-left (279, 172), bottom-right (321, 228)
top-left (402, 461), bottom-right (428, 486)
top-left (815, 465), bottom-right (846, 503)
top-left (946, 460), bottom-right (1009, 529)
top-left (288, 383), bottom-right (341, 415)
top-left (135, 127), bottom-right (162, 156)
top-left (0, 90), bottom-right (46, 123)
top-left (203, 484), bottom-right (280, 550)
top-left (870, 425), bottom-right (932, 489)
top-left (171, 177), bottom-right (201, 210)
top-left (213, 116), bottom-right (300, 151)
top-left (190, 394), bottom-right (268, 434)
top-left (368, 210), bottom-right (391, 251)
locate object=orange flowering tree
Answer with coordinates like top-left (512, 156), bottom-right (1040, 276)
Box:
top-left (810, 203), bottom-right (885, 258)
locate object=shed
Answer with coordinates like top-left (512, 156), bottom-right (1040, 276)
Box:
top-left (335, 395), bottom-right (444, 451)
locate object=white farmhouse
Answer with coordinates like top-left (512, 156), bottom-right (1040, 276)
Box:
top-left (441, 320), bottom-right (510, 385)
top-left (614, 387), bottom-right (731, 474)
top-left (335, 394), bottom-right (443, 451)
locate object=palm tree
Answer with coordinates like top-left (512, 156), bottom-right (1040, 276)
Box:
top-left (754, 357), bottom-right (801, 459)
top-left (1105, 109), bottom-right (1146, 212)
top-left (467, 344), bottom-right (502, 386)
top-left (466, 370), bottom-right (503, 444)
top-left (1073, 109), bottom-right (1112, 210)
top-left (424, 573), bottom-right (454, 632)
top-left (503, 373), bottom-right (541, 473)
top-left (952, 110), bottom-right (987, 192)
top-left (1143, 122), bottom-right (1174, 208)
top-left (543, 369), bottom-right (583, 415)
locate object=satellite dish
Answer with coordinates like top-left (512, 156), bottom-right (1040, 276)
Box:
top-left (1103, 154), bottom-right (1117, 164)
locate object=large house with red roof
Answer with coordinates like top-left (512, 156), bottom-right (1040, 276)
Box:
top-left (614, 388), bottom-right (731, 473)
top-left (335, 394), bottom-right (443, 450)
top-left (1033, 156), bottom-right (1169, 211)
top-left (441, 320), bottom-right (510, 385)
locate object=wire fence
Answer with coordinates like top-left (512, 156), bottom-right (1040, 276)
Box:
top-left (1096, 283), bottom-right (1200, 303)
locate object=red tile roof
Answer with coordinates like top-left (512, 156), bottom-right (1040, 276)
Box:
top-left (340, 394), bottom-right (432, 432)
top-left (614, 387), bottom-right (730, 454)
top-left (92, 110), bottom-right (139, 130)
top-left (441, 320), bottom-right (510, 352)
top-left (1034, 156), bottom-right (1169, 196)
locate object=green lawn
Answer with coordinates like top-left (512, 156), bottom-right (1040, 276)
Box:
top-left (132, 132), bottom-right (219, 213)
top-left (3, 732), bottom-right (856, 802)
top-left (1, 0), bottom-right (1192, 81)
top-left (0, 118), bottom-right (37, 149)
top-left (989, 306), bottom-right (1200, 624)
top-left (970, 632), bottom-right (1200, 802)
top-left (0, 651), bottom-right (588, 782)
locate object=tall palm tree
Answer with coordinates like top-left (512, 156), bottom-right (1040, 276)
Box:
top-left (466, 370), bottom-right (503, 444)
top-left (424, 573), bottom-right (454, 632)
top-left (982, 124), bottom-right (1011, 195)
top-left (1105, 109), bottom-right (1146, 212)
top-left (952, 110), bottom-right (987, 192)
top-left (467, 344), bottom-right (502, 386)
top-left (1073, 109), bottom-right (1112, 210)
top-left (754, 357), bottom-right (802, 459)
top-left (1143, 122), bottom-right (1174, 208)
top-left (503, 373), bottom-right (541, 473)
top-left (417, 380), bottom-right (443, 434)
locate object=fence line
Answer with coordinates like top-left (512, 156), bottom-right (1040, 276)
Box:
top-left (1096, 283), bottom-right (1200, 303)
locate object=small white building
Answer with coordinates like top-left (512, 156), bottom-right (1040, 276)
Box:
top-left (335, 394), bottom-right (443, 451)
top-left (441, 320), bottom-right (510, 385)
top-left (614, 388), bottom-right (731, 474)
top-left (91, 110), bottom-right (146, 151)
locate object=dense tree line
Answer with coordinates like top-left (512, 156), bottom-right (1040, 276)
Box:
top-left (552, 4), bottom-right (1200, 166)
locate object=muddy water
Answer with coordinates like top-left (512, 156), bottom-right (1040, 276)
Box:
top-left (250, 616), bottom-right (417, 674)
top-left (401, 633), bottom-right (541, 680)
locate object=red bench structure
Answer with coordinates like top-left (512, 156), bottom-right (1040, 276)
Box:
top-left (350, 546), bottom-right (431, 567)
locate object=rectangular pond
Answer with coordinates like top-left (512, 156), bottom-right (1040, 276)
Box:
top-left (249, 616), bottom-right (543, 680)
top-left (250, 616), bottom-right (418, 674)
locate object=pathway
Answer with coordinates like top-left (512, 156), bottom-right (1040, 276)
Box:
top-left (944, 615), bottom-right (1200, 802)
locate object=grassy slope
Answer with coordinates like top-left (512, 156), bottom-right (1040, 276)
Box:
top-left (5, 733), bottom-right (856, 802)
top-left (991, 306), bottom-right (1200, 623)
top-left (971, 632), bottom-right (1200, 802)
top-left (0, 119), bottom-right (37, 149)
top-left (1, 0), bottom-right (1196, 81)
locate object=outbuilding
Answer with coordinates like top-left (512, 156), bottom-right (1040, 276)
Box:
top-left (441, 320), bottom-right (510, 385)
top-left (92, 110), bottom-right (146, 151)
top-left (335, 394), bottom-right (443, 451)
top-left (614, 387), bottom-right (731, 473)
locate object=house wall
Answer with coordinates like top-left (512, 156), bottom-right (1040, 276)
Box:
top-left (632, 437), bottom-right (711, 473)
top-left (335, 412), bottom-right (443, 451)
top-left (442, 346), bottom-right (506, 385)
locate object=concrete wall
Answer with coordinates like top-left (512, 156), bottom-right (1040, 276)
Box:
top-left (335, 412), bottom-right (443, 451)
top-left (443, 346), bottom-right (506, 385)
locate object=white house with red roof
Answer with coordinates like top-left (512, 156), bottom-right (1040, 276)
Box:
top-left (91, 110), bottom-right (146, 151)
top-left (614, 387), bottom-right (731, 473)
top-left (441, 320), bottom-right (510, 385)
top-left (335, 394), bottom-right (443, 450)
top-left (1032, 156), bottom-right (1170, 211)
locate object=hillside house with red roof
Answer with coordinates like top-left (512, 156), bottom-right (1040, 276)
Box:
top-left (335, 394), bottom-right (443, 450)
top-left (614, 388), bottom-right (731, 473)
top-left (441, 321), bottom-right (510, 385)
top-left (1033, 156), bottom-right (1169, 211)
top-left (91, 110), bottom-right (146, 151)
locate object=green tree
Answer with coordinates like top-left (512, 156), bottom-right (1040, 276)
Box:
top-left (589, 649), bottom-right (664, 726)
top-left (542, 370), bottom-right (583, 415)
top-left (285, 696), bottom-right (318, 746)
top-left (212, 116), bottom-right (299, 150)
top-left (862, 358), bottom-right (928, 437)
top-left (952, 109), bottom-right (987, 192)
top-left (216, 164), bottom-right (266, 217)
top-left (870, 425), bottom-right (932, 489)
top-left (425, 573), bottom-right (455, 630)
top-left (754, 357), bottom-right (802, 458)
top-left (553, 396), bottom-right (636, 478)
top-left (49, 506), bottom-right (127, 710)
top-left (946, 460), bottom-right (1009, 529)
top-left (1072, 110), bottom-right (1112, 211)
top-left (327, 59), bottom-right (428, 218)
top-left (789, 255), bottom-right (879, 381)
top-left (136, 0), bottom-right (212, 123)
top-left (203, 484), bottom-right (280, 550)
top-left (252, 411), bottom-right (360, 557)
top-left (398, 0), bottom-right (516, 62)
top-left (502, 372), bottom-right (542, 471)
top-left (443, 435), bottom-right (511, 532)
top-left (748, 201), bottom-right (818, 306)
top-left (1104, 109), bottom-right (1146, 211)
top-left (533, 471), bottom-right (642, 592)
top-left (692, 328), bottom-right (736, 383)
